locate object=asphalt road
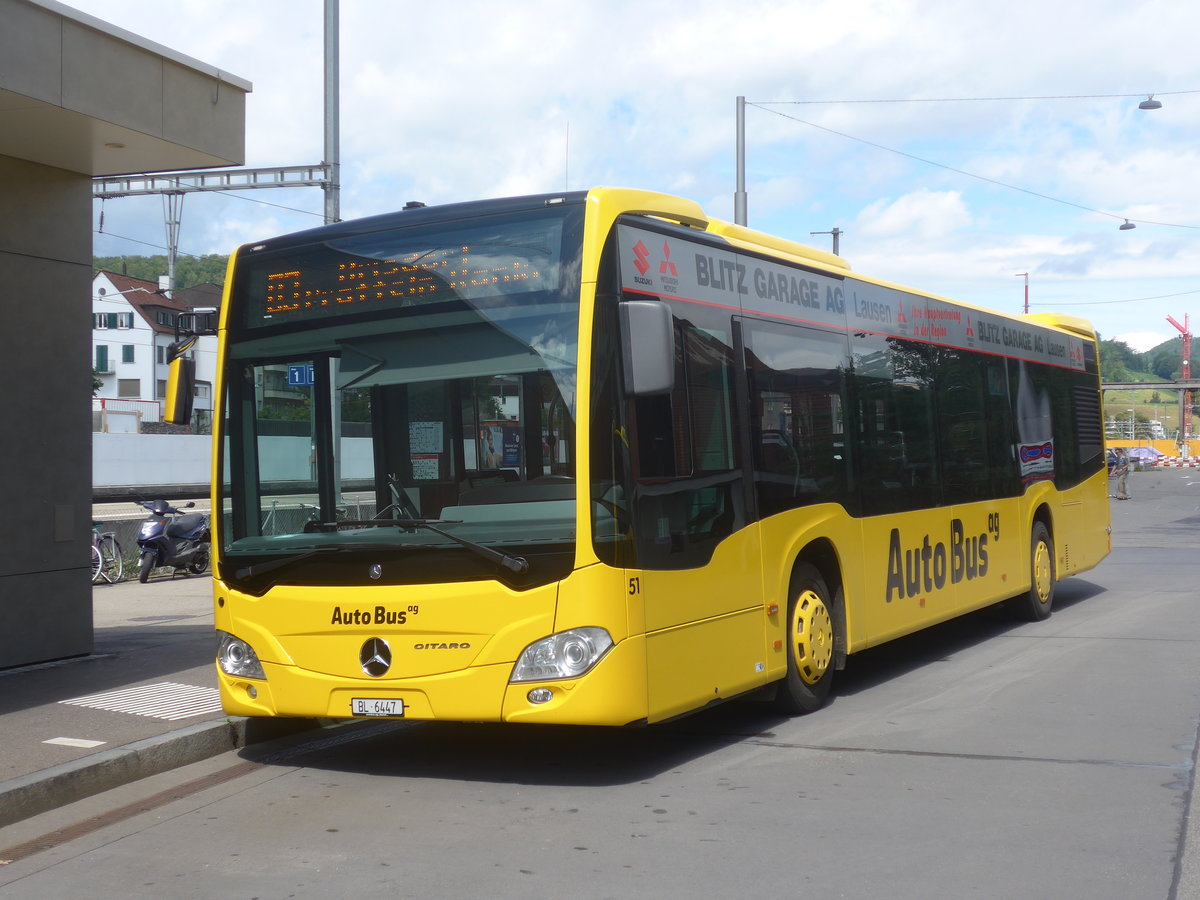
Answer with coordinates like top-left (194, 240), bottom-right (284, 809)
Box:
top-left (2, 468), bottom-right (1197, 899)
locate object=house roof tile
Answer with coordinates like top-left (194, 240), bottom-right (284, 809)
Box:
top-left (97, 271), bottom-right (193, 336)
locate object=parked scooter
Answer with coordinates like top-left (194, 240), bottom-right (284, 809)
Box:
top-left (135, 499), bottom-right (211, 583)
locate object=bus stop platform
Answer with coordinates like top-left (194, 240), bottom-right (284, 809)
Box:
top-left (0, 572), bottom-right (319, 829)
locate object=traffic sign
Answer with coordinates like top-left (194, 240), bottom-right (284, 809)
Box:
top-left (287, 363), bottom-right (315, 386)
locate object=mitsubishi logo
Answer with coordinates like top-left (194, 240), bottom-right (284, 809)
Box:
top-left (359, 637), bottom-right (392, 677)
top-left (659, 240), bottom-right (678, 276)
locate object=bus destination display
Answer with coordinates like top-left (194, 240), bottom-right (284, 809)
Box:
top-left (245, 219), bottom-right (564, 327)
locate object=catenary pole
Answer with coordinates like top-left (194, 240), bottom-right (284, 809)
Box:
top-left (734, 96), bottom-right (747, 226)
top-left (324, 0), bottom-right (341, 225)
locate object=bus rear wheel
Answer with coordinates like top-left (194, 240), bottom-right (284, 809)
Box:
top-left (776, 563), bottom-right (836, 714)
top-left (1007, 521), bottom-right (1055, 621)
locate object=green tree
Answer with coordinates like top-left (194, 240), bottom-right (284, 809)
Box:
top-left (1099, 339), bottom-right (1134, 382)
top-left (92, 254), bottom-right (229, 288)
top-left (1149, 348), bottom-right (1177, 380)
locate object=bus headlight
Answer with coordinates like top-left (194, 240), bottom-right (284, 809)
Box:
top-left (511, 627), bottom-right (613, 682)
top-left (217, 631), bottom-right (266, 680)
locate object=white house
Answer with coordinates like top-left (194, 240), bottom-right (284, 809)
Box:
top-left (91, 271), bottom-right (219, 432)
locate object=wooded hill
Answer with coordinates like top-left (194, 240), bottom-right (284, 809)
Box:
top-left (1099, 337), bottom-right (1195, 385)
top-left (93, 254), bottom-right (229, 290)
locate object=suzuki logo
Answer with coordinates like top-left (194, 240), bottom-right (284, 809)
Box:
top-left (632, 240), bottom-right (651, 276)
top-left (359, 637), bottom-right (392, 677)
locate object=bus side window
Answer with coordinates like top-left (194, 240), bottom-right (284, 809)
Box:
top-left (631, 314), bottom-right (741, 569)
top-left (745, 320), bottom-right (850, 517)
top-left (852, 335), bottom-right (940, 514)
top-left (635, 392), bottom-right (679, 478)
top-left (936, 354), bottom-right (988, 504)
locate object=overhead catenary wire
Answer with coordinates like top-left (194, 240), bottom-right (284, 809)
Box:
top-left (93, 185), bottom-right (326, 259)
top-left (1032, 288), bottom-right (1200, 307)
top-left (748, 102), bottom-right (1200, 231)
top-left (754, 89), bottom-right (1200, 106)
top-left (92, 229), bottom-right (209, 259)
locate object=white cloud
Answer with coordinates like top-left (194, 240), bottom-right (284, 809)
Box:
top-left (1114, 332), bottom-right (1175, 352)
top-left (73, 0), bottom-right (1200, 344)
top-left (856, 190), bottom-right (971, 240)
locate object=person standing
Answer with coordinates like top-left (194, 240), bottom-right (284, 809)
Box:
top-left (1114, 449), bottom-right (1131, 500)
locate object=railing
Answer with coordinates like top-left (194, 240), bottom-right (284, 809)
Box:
top-left (93, 398), bottom-right (162, 429)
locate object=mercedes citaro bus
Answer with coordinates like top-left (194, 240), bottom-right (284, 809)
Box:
top-left (165, 187), bottom-right (1110, 725)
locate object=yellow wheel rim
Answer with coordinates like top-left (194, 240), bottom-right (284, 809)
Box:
top-left (1032, 539), bottom-right (1053, 604)
top-left (791, 589), bottom-right (834, 685)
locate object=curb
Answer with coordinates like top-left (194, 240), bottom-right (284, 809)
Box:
top-left (0, 716), bottom-right (335, 829)
top-left (0, 719), bottom-right (246, 829)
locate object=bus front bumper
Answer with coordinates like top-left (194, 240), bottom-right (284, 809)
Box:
top-left (215, 634), bottom-right (648, 727)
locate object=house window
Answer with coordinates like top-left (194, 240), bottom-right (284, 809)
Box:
top-left (122, 345), bottom-right (135, 364)
top-left (156, 345), bottom-right (166, 364)
top-left (156, 379), bottom-right (167, 399)
top-left (117, 378), bottom-right (140, 398)
top-left (95, 345), bottom-right (109, 372)
top-left (94, 313), bottom-right (134, 329)
top-left (156, 311), bottom-right (176, 327)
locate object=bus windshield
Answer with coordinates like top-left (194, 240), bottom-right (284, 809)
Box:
top-left (217, 202), bottom-right (586, 590)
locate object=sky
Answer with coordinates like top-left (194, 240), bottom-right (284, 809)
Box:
top-left (74, 0), bottom-right (1200, 354)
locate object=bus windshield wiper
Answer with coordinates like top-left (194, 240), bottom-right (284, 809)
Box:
top-left (235, 542), bottom-right (399, 580)
top-left (337, 518), bottom-right (530, 574)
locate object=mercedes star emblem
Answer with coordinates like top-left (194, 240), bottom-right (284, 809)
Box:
top-left (359, 637), bottom-right (392, 677)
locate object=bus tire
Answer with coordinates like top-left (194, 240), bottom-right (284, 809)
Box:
top-left (1008, 521), bottom-right (1055, 621)
top-left (775, 563), bottom-right (836, 714)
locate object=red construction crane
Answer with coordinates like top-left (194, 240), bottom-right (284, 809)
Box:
top-left (1167, 313), bottom-right (1192, 443)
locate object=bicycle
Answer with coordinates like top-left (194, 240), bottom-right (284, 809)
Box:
top-left (91, 521), bottom-right (125, 584)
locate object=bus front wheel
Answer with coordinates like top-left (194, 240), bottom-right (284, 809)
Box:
top-left (1008, 521), bottom-right (1055, 621)
top-left (776, 563), bottom-right (836, 714)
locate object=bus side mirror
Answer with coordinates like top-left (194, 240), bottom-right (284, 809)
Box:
top-left (176, 308), bottom-right (219, 337)
top-left (619, 300), bottom-right (675, 395)
top-left (164, 353), bottom-right (195, 425)
top-left (164, 308), bottom-right (217, 425)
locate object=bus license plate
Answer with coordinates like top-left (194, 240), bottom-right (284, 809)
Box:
top-left (351, 698), bottom-right (404, 717)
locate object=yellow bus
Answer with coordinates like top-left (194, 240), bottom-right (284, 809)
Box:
top-left (168, 187), bottom-right (1111, 725)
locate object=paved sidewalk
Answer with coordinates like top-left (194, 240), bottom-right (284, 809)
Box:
top-left (0, 571), bottom-right (311, 828)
